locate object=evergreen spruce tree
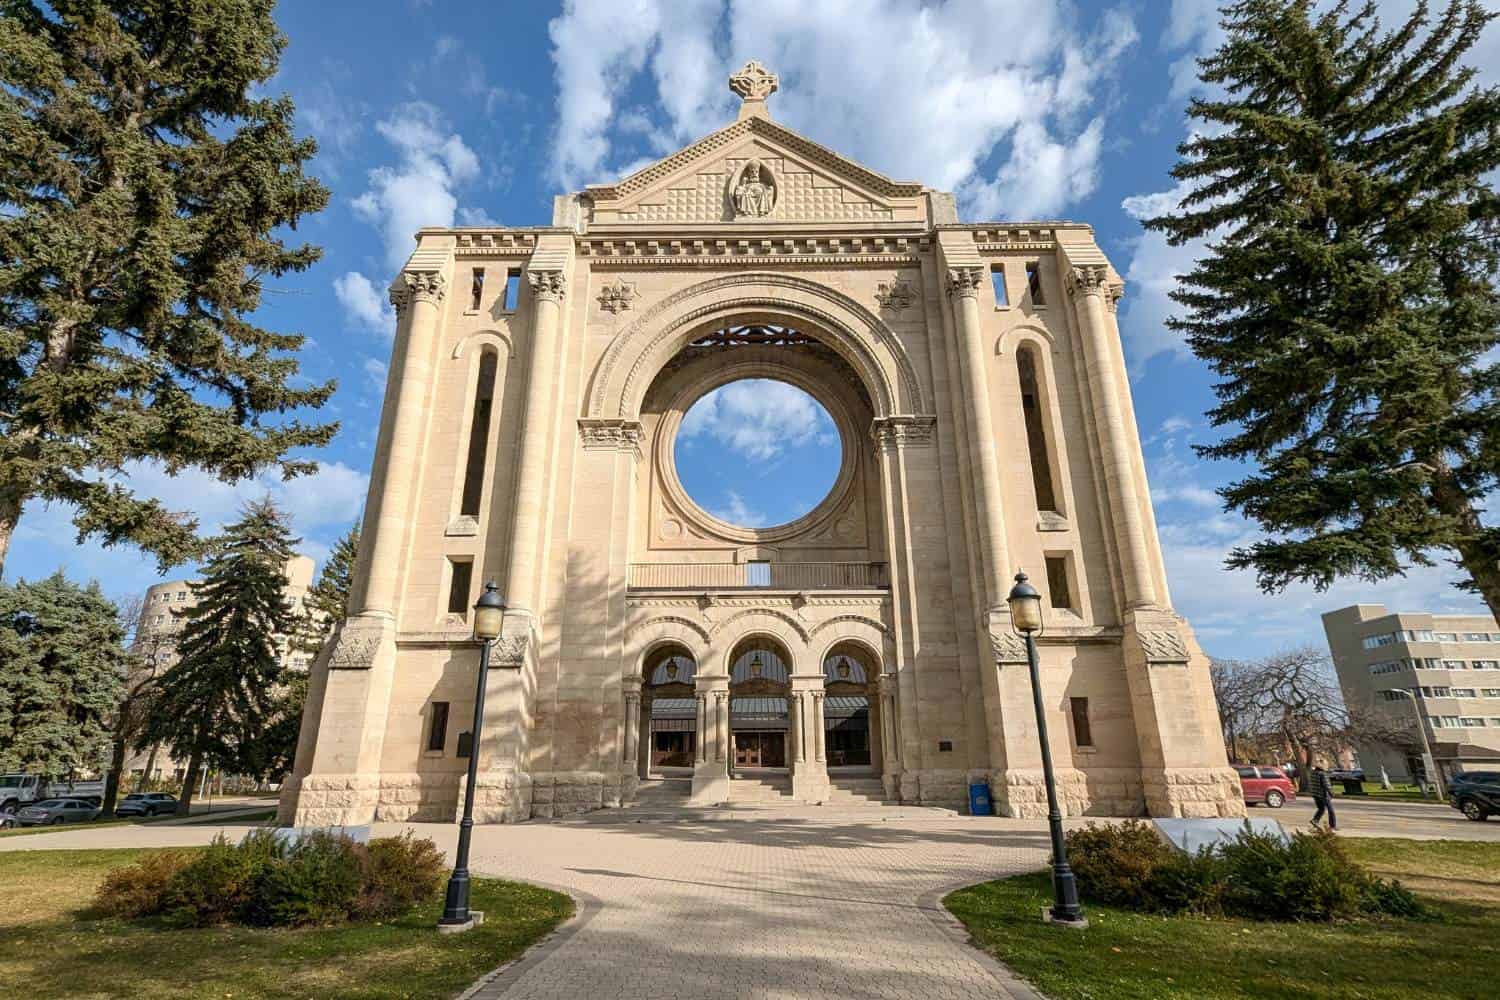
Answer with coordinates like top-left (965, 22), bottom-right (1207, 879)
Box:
top-left (139, 498), bottom-right (296, 814)
top-left (0, 1), bottom-right (335, 576)
top-left (0, 572), bottom-right (129, 777)
top-left (1147, 0), bottom-right (1500, 613)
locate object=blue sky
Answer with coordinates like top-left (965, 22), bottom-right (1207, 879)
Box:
top-left (5, 0), bottom-right (1497, 659)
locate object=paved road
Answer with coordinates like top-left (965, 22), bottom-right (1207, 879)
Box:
top-left (5, 797), bottom-right (1497, 999)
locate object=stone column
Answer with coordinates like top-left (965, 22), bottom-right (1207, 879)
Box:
top-left (789, 692), bottom-right (803, 764)
top-left (694, 692), bottom-right (708, 765)
top-left (622, 685), bottom-right (641, 774)
top-left (790, 672), bottom-right (829, 802)
top-left (689, 673), bottom-right (729, 804)
top-left (945, 266), bottom-right (1012, 611)
top-left (1068, 264), bottom-right (1157, 610)
top-left (293, 266), bottom-right (448, 828)
top-left (503, 267), bottom-right (567, 619)
top-left (877, 672), bottom-right (901, 801)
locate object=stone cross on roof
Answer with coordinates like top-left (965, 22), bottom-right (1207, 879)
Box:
top-left (730, 60), bottom-right (778, 119)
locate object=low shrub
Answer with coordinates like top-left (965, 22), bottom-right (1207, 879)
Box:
top-left (1064, 821), bottom-right (1426, 923)
top-left (356, 832), bottom-right (447, 920)
top-left (93, 850), bottom-right (191, 919)
top-left (92, 830), bottom-right (446, 929)
top-left (1063, 819), bottom-right (1169, 906)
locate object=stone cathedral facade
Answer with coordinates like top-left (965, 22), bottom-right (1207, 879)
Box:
top-left (281, 64), bottom-right (1244, 826)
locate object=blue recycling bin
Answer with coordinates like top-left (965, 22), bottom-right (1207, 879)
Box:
top-left (968, 781), bottom-right (993, 816)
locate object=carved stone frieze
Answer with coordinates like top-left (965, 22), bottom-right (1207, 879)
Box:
top-left (945, 266), bottom-right (984, 300)
top-left (870, 415), bottom-right (937, 450)
top-left (991, 631), bottom-right (1030, 665)
top-left (493, 635), bottom-right (530, 667)
top-left (527, 269), bottom-right (567, 302)
top-left (597, 280), bottom-right (637, 313)
top-left (330, 627), bottom-right (383, 670)
top-left (1138, 629), bottom-right (1190, 664)
top-left (874, 276), bottom-right (917, 313)
top-left (577, 418), bottom-right (644, 452)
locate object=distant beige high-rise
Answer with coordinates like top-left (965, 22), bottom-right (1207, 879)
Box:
top-left (1323, 604), bottom-right (1500, 784)
top-left (281, 64), bottom-right (1242, 825)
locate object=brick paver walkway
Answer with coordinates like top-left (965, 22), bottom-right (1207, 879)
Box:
top-left (447, 805), bottom-right (1052, 1000)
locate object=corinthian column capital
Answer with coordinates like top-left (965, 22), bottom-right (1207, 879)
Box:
top-left (388, 285), bottom-right (411, 319)
top-left (401, 269), bottom-right (447, 305)
top-left (1066, 264), bottom-right (1111, 298)
top-left (527, 268), bottom-right (567, 302)
top-left (945, 266), bottom-right (984, 301)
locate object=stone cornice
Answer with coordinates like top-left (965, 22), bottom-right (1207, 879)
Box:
top-left (577, 234), bottom-right (931, 267)
top-left (577, 418), bottom-right (644, 453)
top-left (870, 415), bottom-right (937, 449)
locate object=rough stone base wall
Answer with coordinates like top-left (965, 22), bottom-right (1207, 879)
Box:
top-left (455, 769), bottom-right (534, 823)
top-left (1143, 766), bottom-right (1247, 818)
top-left (991, 767), bottom-right (1147, 819)
top-left (529, 770), bottom-right (628, 819)
top-left (373, 772), bottom-right (462, 822)
top-left (287, 773), bottom-right (384, 828)
top-left (900, 768), bottom-right (970, 809)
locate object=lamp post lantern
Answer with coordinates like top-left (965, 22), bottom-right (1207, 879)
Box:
top-left (1007, 571), bottom-right (1087, 928)
top-left (438, 581), bottom-right (507, 931)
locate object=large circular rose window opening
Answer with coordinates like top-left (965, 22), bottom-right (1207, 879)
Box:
top-left (674, 378), bottom-right (842, 530)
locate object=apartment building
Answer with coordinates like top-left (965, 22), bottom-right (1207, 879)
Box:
top-left (1323, 603), bottom-right (1500, 784)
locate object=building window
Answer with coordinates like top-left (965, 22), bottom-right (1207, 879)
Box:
top-left (1444, 659), bottom-right (1468, 669)
top-left (745, 560), bottom-right (771, 587)
top-left (447, 559), bottom-right (474, 615)
top-left (1420, 686), bottom-right (1453, 697)
top-left (1378, 689), bottom-right (1410, 702)
top-left (1025, 262), bottom-right (1045, 305)
top-left (1435, 632), bottom-right (1458, 642)
top-left (427, 702), bottom-right (450, 752)
top-left (1406, 629), bottom-right (1436, 641)
top-left (1459, 717), bottom-right (1487, 727)
top-left (1429, 716), bottom-right (1462, 728)
top-left (470, 268), bottom-right (485, 311)
top-left (990, 265), bottom-right (1009, 308)
top-left (503, 268), bottom-right (520, 311)
top-left (459, 349), bottom-right (499, 517)
top-left (1070, 696), bottom-right (1093, 747)
top-left (1477, 660), bottom-right (1500, 670)
top-left (1368, 661), bottom-right (1406, 675)
top-left (1482, 689), bottom-right (1500, 697)
top-left (1464, 632), bottom-right (1489, 641)
top-left (1045, 555), bottom-right (1073, 610)
top-left (1453, 688), bottom-right (1477, 698)
top-left (1017, 346), bottom-right (1059, 512)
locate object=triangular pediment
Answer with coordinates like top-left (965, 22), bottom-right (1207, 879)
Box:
top-left (582, 116), bottom-right (928, 227)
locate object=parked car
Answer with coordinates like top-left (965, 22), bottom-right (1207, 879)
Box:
top-left (0, 773), bottom-right (105, 813)
top-left (1449, 770), bottom-right (1500, 822)
top-left (13, 798), bottom-right (102, 826)
top-left (0, 813), bottom-right (16, 829)
top-left (1327, 768), bottom-right (1365, 782)
top-left (115, 792), bottom-right (178, 818)
top-left (1235, 765), bottom-right (1297, 808)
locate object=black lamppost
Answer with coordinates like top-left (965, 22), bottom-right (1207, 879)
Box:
top-left (1007, 571), bottom-right (1087, 928)
top-left (439, 581), bottom-right (508, 931)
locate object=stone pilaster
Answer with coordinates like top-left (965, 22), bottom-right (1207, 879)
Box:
top-left (689, 673), bottom-right (729, 804)
top-left (790, 673), bottom-right (830, 802)
top-left (876, 672), bottom-right (902, 801)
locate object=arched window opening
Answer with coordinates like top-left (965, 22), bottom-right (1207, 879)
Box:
top-left (728, 637), bottom-right (791, 769)
top-left (822, 641), bottom-right (876, 768)
top-left (645, 644), bottom-right (697, 769)
top-left (1017, 346), bottom-right (1058, 513)
top-left (459, 349), bottom-right (498, 517)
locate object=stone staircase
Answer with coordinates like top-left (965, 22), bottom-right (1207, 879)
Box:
top-left (824, 775), bottom-right (893, 805)
top-left (728, 770), bottom-right (794, 804)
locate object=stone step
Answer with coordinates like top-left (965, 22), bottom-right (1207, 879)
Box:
top-left (729, 774), bottom-right (793, 801)
top-left (825, 777), bottom-right (895, 805)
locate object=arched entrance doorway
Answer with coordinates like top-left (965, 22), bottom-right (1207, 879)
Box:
top-left (643, 644), bottom-right (697, 774)
top-left (823, 641), bottom-right (880, 774)
top-left (728, 637), bottom-right (791, 772)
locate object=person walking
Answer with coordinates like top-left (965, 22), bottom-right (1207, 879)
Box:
top-left (1310, 764), bottom-right (1337, 831)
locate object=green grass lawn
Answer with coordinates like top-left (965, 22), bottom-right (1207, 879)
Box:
top-left (0, 848), bottom-right (573, 999)
top-left (946, 838), bottom-right (1500, 1000)
top-left (1335, 783), bottom-right (1444, 805)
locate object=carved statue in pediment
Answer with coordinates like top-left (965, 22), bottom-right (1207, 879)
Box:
top-left (732, 159), bottom-right (776, 218)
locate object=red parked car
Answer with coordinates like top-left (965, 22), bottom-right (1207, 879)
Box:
top-left (1235, 765), bottom-right (1296, 808)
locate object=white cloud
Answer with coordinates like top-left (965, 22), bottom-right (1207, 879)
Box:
top-left (710, 490), bottom-right (769, 528)
top-left (362, 357), bottom-right (389, 394)
top-left (333, 271), bottom-right (395, 336)
top-left (351, 103), bottom-right (482, 271)
top-left (678, 379), bottom-right (828, 462)
top-left (546, 0), bottom-right (1139, 218)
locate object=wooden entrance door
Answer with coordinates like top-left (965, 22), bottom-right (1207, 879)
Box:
top-left (734, 732), bottom-right (786, 768)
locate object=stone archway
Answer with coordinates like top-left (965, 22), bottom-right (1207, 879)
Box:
top-left (641, 644), bottom-right (698, 775)
top-left (727, 635), bottom-right (792, 772)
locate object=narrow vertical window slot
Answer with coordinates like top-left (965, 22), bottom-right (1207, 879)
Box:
top-left (1045, 555), bottom-right (1073, 610)
top-left (1026, 262), bottom-right (1045, 305)
top-left (447, 558), bottom-right (473, 615)
top-left (459, 350), bottom-right (498, 517)
top-left (470, 267), bottom-right (485, 311)
top-left (1017, 346), bottom-right (1059, 512)
top-left (503, 268), bottom-right (520, 311)
top-left (990, 264), bottom-right (1009, 307)
top-left (427, 702), bottom-right (450, 752)
top-left (1070, 697), bottom-right (1093, 747)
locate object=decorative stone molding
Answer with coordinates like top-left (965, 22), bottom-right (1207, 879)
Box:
top-left (874, 276), bottom-right (917, 313)
top-left (945, 266), bottom-right (984, 300)
top-left (330, 627), bottom-right (383, 670)
top-left (991, 631), bottom-right (1030, 665)
top-left (1139, 629), bottom-right (1190, 664)
top-left (402, 270), bottom-right (446, 305)
top-left (493, 634), bottom-right (530, 667)
top-left (870, 415), bottom-right (936, 450)
top-left (597, 280), bottom-right (637, 313)
top-left (729, 60), bottom-right (780, 102)
top-left (578, 234), bottom-right (927, 266)
top-left (578, 418), bottom-right (644, 452)
top-left (526, 269), bottom-right (567, 302)
top-left (388, 285), bottom-right (411, 320)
